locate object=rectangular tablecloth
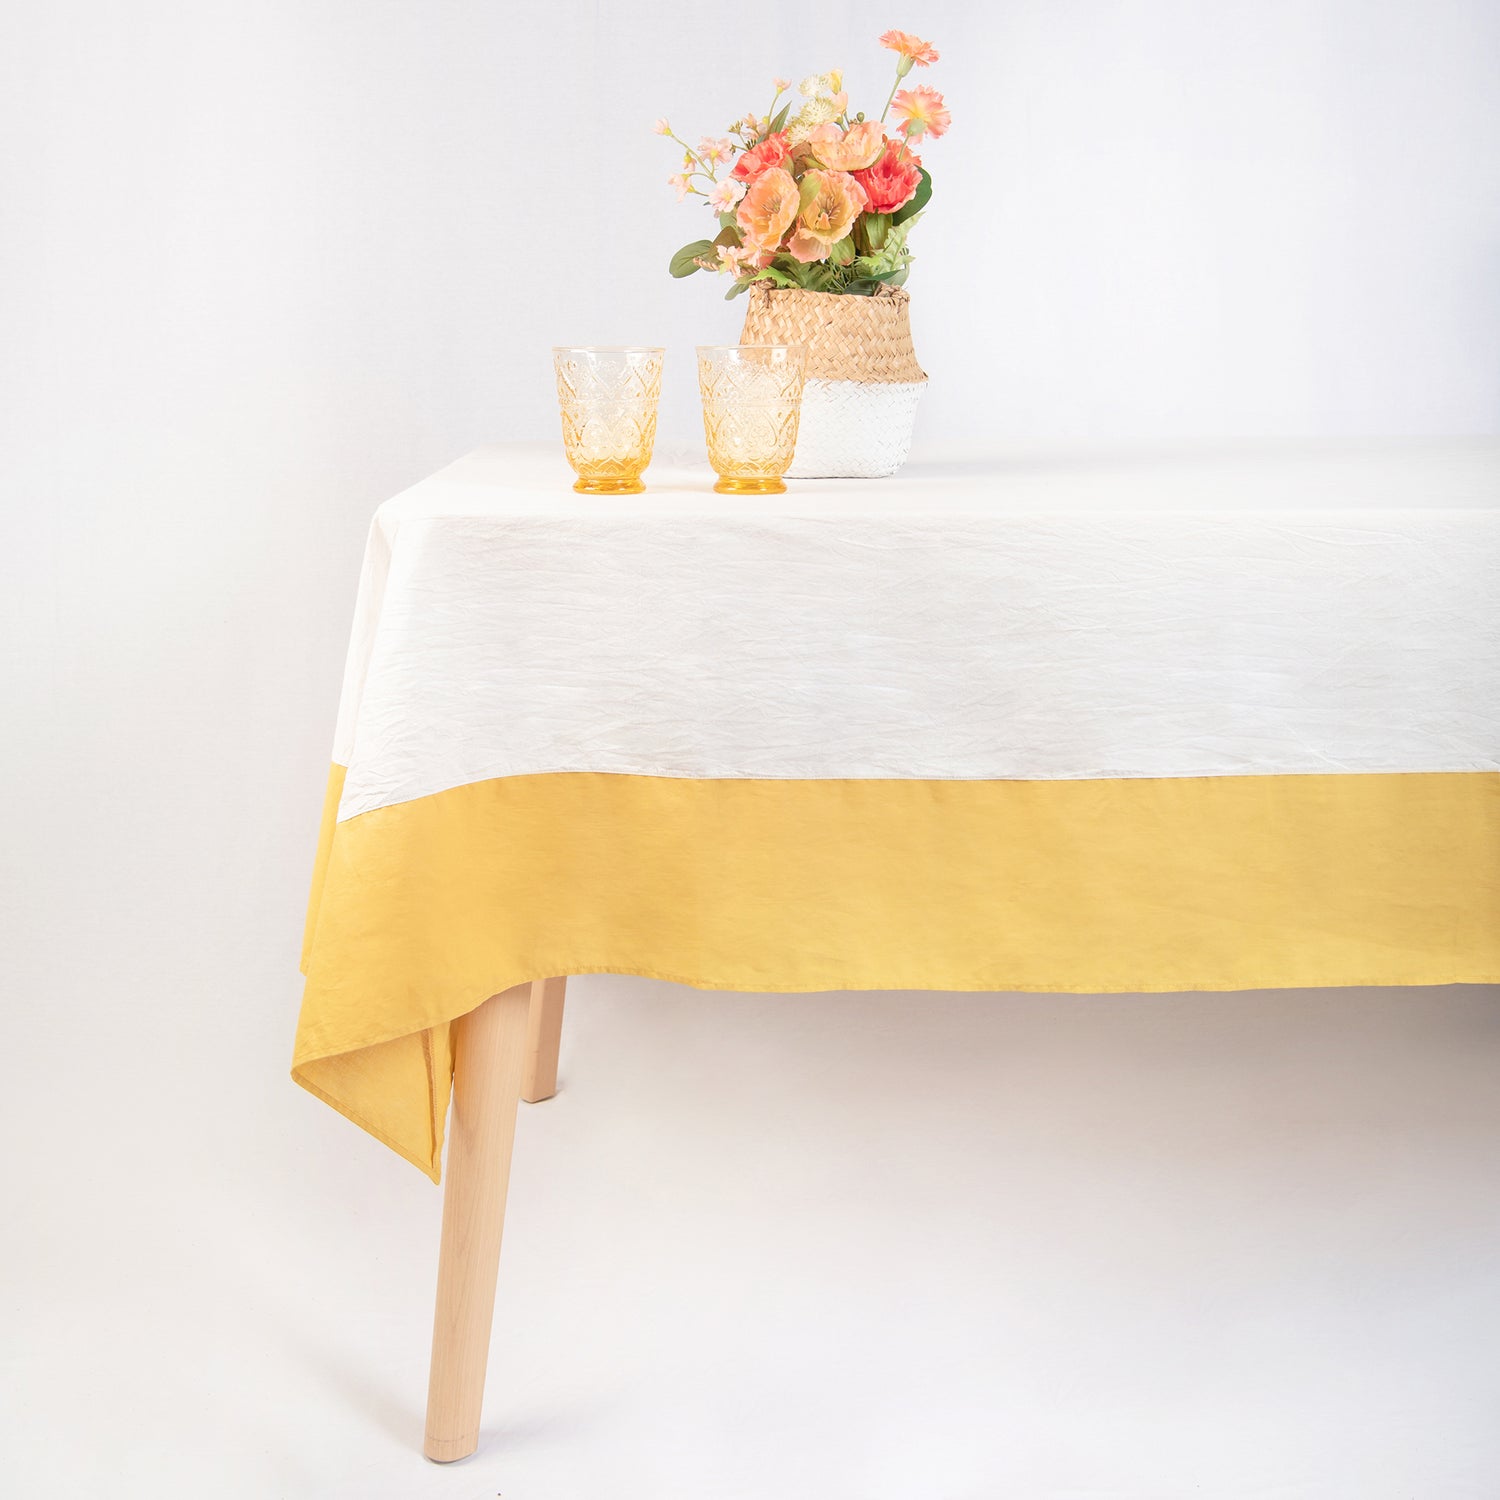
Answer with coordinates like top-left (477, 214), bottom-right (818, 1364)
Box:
top-left (295, 443), bottom-right (1500, 1178)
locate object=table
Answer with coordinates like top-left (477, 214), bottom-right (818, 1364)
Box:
top-left (293, 441), bottom-right (1500, 1460)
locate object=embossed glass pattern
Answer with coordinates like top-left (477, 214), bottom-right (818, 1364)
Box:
top-left (697, 345), bottom-right (805, 495)
top-left (553, 347), bottom-right (664, 494)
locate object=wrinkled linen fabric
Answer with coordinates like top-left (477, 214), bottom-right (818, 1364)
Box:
top-left (295, 443), bottom-right (1500, 1179)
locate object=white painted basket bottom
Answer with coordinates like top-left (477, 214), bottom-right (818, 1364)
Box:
top-left (787, 378), bottom-right (926, 479)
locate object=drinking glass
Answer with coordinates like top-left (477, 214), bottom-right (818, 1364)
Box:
top-left (553, 346), bottom-right (665, 493)
top-left (696, 345), bottom-right (805, 494)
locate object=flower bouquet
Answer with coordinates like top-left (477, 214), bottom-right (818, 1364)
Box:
top-left (659, 30), bottom-right (951, 476)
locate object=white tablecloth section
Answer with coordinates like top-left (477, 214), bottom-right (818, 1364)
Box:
top-left (333, 443), bottom-right (1500, 820)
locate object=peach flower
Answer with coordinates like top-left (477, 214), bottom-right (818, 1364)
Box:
top-left (667, 171), bottom-right (694, 202)
top-left (731, 130), bottom-right (792, 182)
top-left (890, 85), bottom-right (951, 140)
top-left (735, 164), bottom-right (800, 251)
top-left (652, 117), bottom-right (671, 135)
top-left (878, 31), bottom-right (940, 67)
top-left (805, 119), bottom-right (886, 172)
top-left (785, 229), bottom-right (828, 264)
top-left (773, 76), bottom-right (791, 92)
top-left (786, 168), bottom-right (867, 261)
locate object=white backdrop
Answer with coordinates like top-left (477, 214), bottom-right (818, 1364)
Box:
top-left (3, 3), bottom-right (1499, 1497)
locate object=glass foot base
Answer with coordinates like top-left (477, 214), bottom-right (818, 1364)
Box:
top-left (713, 476), bottom-right (787, 495)
top-left (572, 476), bottom-right (646, 494)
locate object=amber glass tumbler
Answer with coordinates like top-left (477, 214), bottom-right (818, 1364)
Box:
top-left (553, 347), bottom-right (665, 494)
top-left (696, 345), bottom-right (805, 494)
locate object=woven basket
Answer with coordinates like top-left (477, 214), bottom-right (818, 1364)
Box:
top-left (740, 284), bottom-right (927, 478)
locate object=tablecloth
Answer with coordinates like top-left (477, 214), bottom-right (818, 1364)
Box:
top-left (294, 442), bottom-right (1500, 1178)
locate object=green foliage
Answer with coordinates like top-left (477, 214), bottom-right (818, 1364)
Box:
top-left (841, 265), bottom-right (910, 295)
top-left (859, 213), bottom-right (891, 254)
top-left (768, 101), bottom-right (792, 135)
top-left (670, 239), bottom-right (715, 278)
top-left (732, 214), bottom-right (920, 296)
top-left (892, 167), bottom-right (932, 226)
top-left (843, 215), bottom-right (916, 287)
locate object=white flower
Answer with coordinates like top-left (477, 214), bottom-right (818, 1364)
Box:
top-left (790, 92), bottom-right (847, 140)
top-left (708, 178), bottom-right (746, 213)
top-left (799, 70), bottom-right (842, 98)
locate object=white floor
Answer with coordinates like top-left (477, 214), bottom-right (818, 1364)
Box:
top-left (7, 972), bottom-right (1500, 1499)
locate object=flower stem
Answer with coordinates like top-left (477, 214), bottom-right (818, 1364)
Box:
top-left (668, 130), bottom-right (718, 181)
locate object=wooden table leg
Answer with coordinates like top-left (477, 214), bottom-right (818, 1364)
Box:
top-left (424, 982), bottom-right (530, 1462)
top-left (522, 976), bottom-right (567, 1104)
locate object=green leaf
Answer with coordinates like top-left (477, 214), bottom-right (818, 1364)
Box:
top-left (802, 262), bottom-right (838, 292)
top-left (669, 239), bottom-right (715, 278)
top-left (891, 167), bottom-right (932, 226)
top-left (829, 235), bottom-right (857, 267)
top-left (861, 213), bottom-right (891, 253)
top-left (718, 210), bottom-right (740, 231)
top-left (713, 224), bottom-right (743, 248)
top-left (725, 278), bottom-right (751, 300)
top-left (768, 101), bottom-right (791, 134)
top-left (850, 222), bottom-right (913, 278)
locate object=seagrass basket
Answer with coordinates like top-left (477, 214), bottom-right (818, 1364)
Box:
top-left (739, 283), bottom-right (926, 478)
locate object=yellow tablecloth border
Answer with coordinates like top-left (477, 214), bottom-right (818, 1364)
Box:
top-left (294, 766), bottom-right (1500, 1179)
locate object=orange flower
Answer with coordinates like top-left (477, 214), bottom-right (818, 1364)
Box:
top-left (890, 85), bottom-right (951, 140)
top-left (735, 165), bottom-right (800, 252)
top-left (788, 168), bottom-right (868, 261)
top-left (731, 130), bottom-right (792, 182)
top-left (879, 30), bottom-right (939, 66)
top-left (805, 119), bottom-right (886, 172)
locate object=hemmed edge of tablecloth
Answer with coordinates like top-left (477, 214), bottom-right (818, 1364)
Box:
top-left (292, 960), bottom-right (1500, 1185)
top-left (292, 765), bottom-right (1500, 1179)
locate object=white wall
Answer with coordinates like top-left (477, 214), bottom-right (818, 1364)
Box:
top-left (3, 3), bottom-right (1498, 1497)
